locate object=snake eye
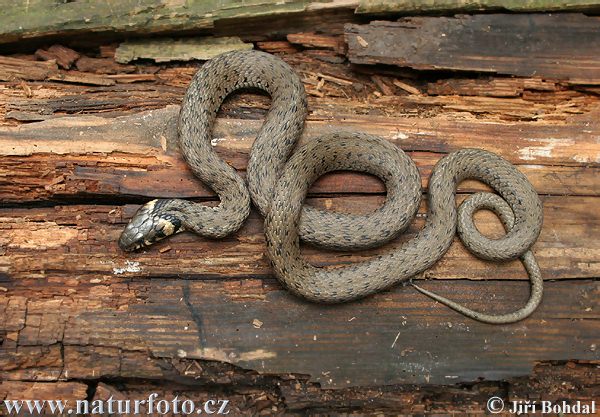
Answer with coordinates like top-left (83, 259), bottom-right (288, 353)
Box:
top-left (118, 215), bottom-right (153, 251)
top-left (118, 200), bottom-right (159, 251)
top-left (118, 200), bottom-right (182, 252)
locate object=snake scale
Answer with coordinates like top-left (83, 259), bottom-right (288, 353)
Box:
top-left (119, 50), bottom-right (544, 324)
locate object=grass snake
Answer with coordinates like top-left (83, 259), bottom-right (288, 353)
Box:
top-left (119, 50), bottom-right (544, 324)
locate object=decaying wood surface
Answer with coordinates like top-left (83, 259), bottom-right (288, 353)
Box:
top-left (0, 0), bottom-right (357, 45)
top-left (356, 0), bottom-right (600, 13)
top-left (114, 37), bottom-right (254, 64)
top-left (1, 10), bottom-right (599, 416)
top-left (346, 14), bottom-right (600, 83)
top-left (3, 0), bottom-right (600, 47)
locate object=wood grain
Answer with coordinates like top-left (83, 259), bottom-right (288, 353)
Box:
top-left (1, 11), bottom-right (599, 412)
top-left (1, 193), bottom-right (599, 282)
top-left (1, 106), bottom-right (599, 203)
top-left (1, 275), bottom-right (598, 387)
top-left (346, 14), bottom-right (600, 84)
top-left (0, 0), bottom-right (357, 45)
top-left (356, 0), bottom-right (600, 13)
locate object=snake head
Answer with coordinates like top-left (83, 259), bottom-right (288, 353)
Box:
top-left (118, 199), bottom-right (183, 251)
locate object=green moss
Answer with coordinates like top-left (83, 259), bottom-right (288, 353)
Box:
top-left (356, 0), bottom-right (600, 13)
top-left (0, 0), bottom-right (317, 44)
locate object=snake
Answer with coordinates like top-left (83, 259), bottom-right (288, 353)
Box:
top-left (119, 50), bottom-right (544, 324)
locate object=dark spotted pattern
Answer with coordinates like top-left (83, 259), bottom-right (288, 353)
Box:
top-left (119, 50), bottom-right (544, 324)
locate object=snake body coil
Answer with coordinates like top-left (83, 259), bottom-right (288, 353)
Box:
top-left (119, 50), bottom-right (544, 324)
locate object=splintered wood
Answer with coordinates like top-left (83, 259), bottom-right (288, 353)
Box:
top-left (346, 14), bottom-right (600, 83)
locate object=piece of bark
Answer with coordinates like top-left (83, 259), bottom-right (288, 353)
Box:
top-left (0, 272), bottom-right (597, 387)
top-left (392, 79), bottom-right (421, 95)
top-left (75, 56), bottom-right (136, 74)
top-left (0, 56), bottom-right (58, 81)
top-left (356, 0), bottom-right (600, 13)
top-left (346, 14), bottom-right (600, 84)
top-left (0, 1), bottom-right (356, 45)
top-left (1, 194), bottom-right (598, 281)
top-left (287, 32), bottom-right (346, 54)
top-left (428, 77), bottom-right (559, 97)
top-left (3, 106), bottom-right (598, 169)
top-left (5, 85), bottom-right (183, 121)
top-left (0, 382), bottom-right (88, 400)
top-left (304, 49), bottom-right (346, 64)
top-left (115, 37), bottom-right (254, 64)
top-left (256, 41), bottom-right (299, 54)
top-left (34, 45), bottom-right (80, 69)
top-left (47, 71), bottom-right (115, 86)
top-left (371, 75), bottom-right (395, 95)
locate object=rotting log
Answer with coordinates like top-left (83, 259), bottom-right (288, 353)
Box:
top-left (0, 361), bottom-right (597, 415)
top-left (2, 106), bottom-right (599, 202)
top-left (346, 14), bottom-right (600, 84)
top-left (356, 0), bottom-right (600, 13)
top-left (2, 194), bottom-right (599, 281)
top-left (3, 0), bottom-right (600, 48)
top-left (114, 37), bottom-right (254, 64)
top-left (0, 0), bottom-right (359, 45)
top-left (1, 271), bottom-right (598, 388)
top-left (1, 106), bottom-right (599, 390)
top-left (0, 56), bottom-right (59, 81)
top-left (1, 12), bottom-right (600, 414)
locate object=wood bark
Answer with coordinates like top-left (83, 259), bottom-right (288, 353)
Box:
top-left (356, 0), bottom-right (600, 13)
top-left (346, 14), bottom-right (600, 84)
top-left (0, 1), bottom-right (358, 45)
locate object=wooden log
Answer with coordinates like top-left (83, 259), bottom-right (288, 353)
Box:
top-left (427, 77), bottom-right (559, 97)
top-left (0, 362), bottom-right (595, 414)
top-left (3, 147), bottom-right (599, 202)
top-left (1, 106), bottom-right (598, 203)
top-left (2, 49), bottom-right (597, 123)
top-left (287, 32), bottom-right (346, 54)
top-left (0, 56), bottom-right (58, 81)
top-left (114, 37), bottom-right (254, 64)
top-left (281, 361), bottom-right (599, 413)
top-left (4, 70), bottom-right (596, 122)
top-left (35, 45), bottom-right (80, 70)
top-left (346, 14), bottom-right (600, 84)
top-left (1, 192), bottom-right (598, 281)
top-left (0, 1), bottom-right (358, 45)
top-left (0, 381), bottom-right (88, 401)
top-left (356, 0), bottom-right (600, 13)
top-left (0, 104), bottom-right (598, 282)
top-left (1, 276), bottom-right (597, 387)
top-left (1, 14), bottom-right (599, 409)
